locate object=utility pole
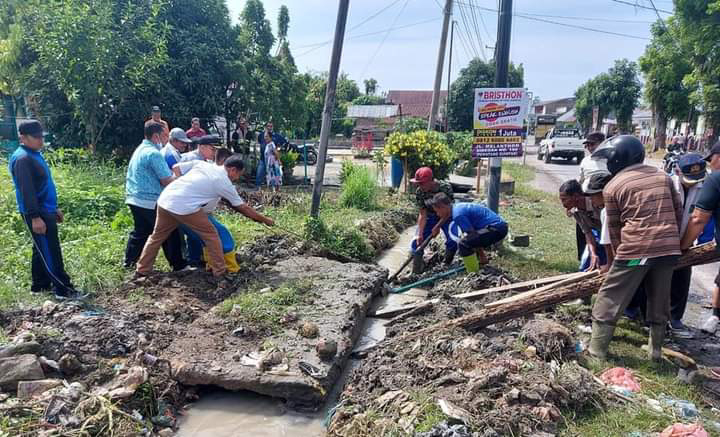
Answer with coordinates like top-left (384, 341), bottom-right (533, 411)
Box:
top-left (310, 0), bottom-right (350, 218)
top-left (444, 20), bottom-right (455, 133)
top-left (487, 0), bottom-right (512, 213)
top-left (428, 0), bottom-right (453, 131)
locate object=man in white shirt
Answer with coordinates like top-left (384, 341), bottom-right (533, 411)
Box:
top-left (579, 132), bottom-right (607, 184)
top-left (136, 154), bottom-right (274, 277)
top-left (180, 134), bottom-right (219, 162)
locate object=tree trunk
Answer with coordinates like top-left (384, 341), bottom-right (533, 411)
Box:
top-left (401, 243), bottom-right (720, 338)
top-left (655, 109), bottom-right (667, 152)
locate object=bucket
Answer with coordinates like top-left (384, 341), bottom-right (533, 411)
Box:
top-left (391, 157), bottom-right (403, 188)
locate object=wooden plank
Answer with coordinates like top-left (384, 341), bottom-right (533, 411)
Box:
top-left (484, 271), bottom-right (598, 308)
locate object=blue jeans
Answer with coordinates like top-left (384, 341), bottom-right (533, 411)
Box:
top-left (256, 160), bottom-right (266, 186)
top-left (182, 215), bottom-right (235, 262)
top-left (410, 214), bottom-right (457, 253)
top-left (579, 228), bottom-right (607, 271)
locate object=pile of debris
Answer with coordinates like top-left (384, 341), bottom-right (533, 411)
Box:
top-left (357, 209), bottom-right (416, 253)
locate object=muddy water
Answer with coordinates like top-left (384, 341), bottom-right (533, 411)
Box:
top-left (176, 226), bottom-right (423, 437)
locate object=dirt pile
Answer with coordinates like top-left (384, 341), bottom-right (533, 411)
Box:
top-left (357, 209), bottom-right (416, 253)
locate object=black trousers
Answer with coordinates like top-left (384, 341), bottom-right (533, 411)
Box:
top-left (458, 224), bottom-right (508, 257)
top-left (670, 266), bottom-right (692, 322)
top-left (23, 213), bottom-right (73, 294)
top-left (124, 204), bottom-right (186, 270)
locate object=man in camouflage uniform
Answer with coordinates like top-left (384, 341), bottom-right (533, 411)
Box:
top-left (410, 167), bottom-right (457, 274)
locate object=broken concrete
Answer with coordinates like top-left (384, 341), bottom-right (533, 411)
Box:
top-left (17, 378), bottom-right (62, 399)
top-left (0, 354), bottom-right (45, 391)
top-left (0, 340), bottom-right (41, 358)
top-left (165, 256), bottom-right (386, 404)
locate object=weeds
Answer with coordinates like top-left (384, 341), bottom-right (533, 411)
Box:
top-left (304, 216), bottom-right (374, 261)
top-left (339, 159), bottom-right (358, 184)
top-left (340, 166), bottom-right (378, 211)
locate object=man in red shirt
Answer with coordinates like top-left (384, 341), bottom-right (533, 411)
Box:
top-left (144, 106), bottom-right (169, 140)
top-left (186, 117), bottom-right (206, 140)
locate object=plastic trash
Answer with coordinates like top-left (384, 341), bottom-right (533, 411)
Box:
top-left (599, 367), bottom-right (641, 392)
top-left (659, 423), bottom-right (708, 437)
top-left (660, 395), bottom-right (699, 419)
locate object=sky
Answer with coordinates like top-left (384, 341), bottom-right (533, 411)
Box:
top-left (225, 0), bottom-right (673, 102)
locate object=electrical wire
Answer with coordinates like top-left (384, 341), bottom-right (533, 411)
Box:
top-left (610, 0), bottom-right (672, 14)
top-left (454, 1), bottom-right (658, 23)
top-left (467, 0), bottom-right (486, 57)
top-left (457, 1), bottom-right (483, 60)
top-left (359, 0), bottom-right (410, 78)
top-left (453, 20), bottom-right (475, 61)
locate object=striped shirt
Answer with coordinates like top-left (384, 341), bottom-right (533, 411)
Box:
top-left (603, 164), bottom-right (682, 261)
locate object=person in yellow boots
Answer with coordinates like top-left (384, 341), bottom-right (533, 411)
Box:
top-left (428, 193), bottom-right (508, 272)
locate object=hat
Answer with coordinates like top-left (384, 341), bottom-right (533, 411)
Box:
top-left (678, 153), bottom-right (707, 184)
top-left (151, 105), bottom-right (161, 113)
top-left (194, 134), bottom-right (222, 146)
top-left (703, 142), bottom-right (720, 162)
top-left (583, 132), bottom-right (606, 145)
top-left (169, 127), bottom-right (192, 143)
top-left (410, 167), bottom-right (434, 184)
top-left (582, 171), bottom-right (613, 195)
top-left (18, 119), bottom-right (43, 137)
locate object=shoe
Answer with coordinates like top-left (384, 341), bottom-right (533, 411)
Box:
top-left (30, 285), bottom-right (52, 293)
top-left (443, 248), bottom-right (457, 266)
top-left (670, 319), bottom-right (686, 330)
top-left (701, 315), bottom-right (719, 333)
top-left (224, 252), bottom-right (241, 273)
top-left (623, 307), bottom-right (640, 321)
top-left (588, 321), bottom-right (616, 360)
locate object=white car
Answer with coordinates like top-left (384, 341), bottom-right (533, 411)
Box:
top-left (537, 128), bottom-right (585, 165)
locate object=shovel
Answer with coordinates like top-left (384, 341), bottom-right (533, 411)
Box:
top-left (387, 218), bottom-right (447, 283)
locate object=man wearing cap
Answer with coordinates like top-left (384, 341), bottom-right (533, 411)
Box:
top-left (162, 128), bottom-right (193, 169)
top-left (145, 106), bottom-right (169, 138)
top-left (681, 143), bottom-right (720, 333)
top-left (579, 132), bottom-right (607, 184)
top-left (136, 155), bottom-right (274, 278)
top-left (410, 167), bottom-right (457, 274)
top-left (428, 193), bottom-right (508, 272)
top-left (181, 135), bottom-right (219, 163)
top-left (8, 120), bottom-right (76, 297)
top-left (124, 121), bottom-right (186, 271)
top-left (186, 117), bottom-right (206, 140)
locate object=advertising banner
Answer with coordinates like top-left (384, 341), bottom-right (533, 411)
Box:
top-left (472, 88), bottom-right (529, 158)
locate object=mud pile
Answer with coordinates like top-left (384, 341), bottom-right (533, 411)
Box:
top-left (357, 209), bottom-right (416, 253)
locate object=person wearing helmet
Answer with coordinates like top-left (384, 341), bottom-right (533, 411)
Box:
top-left (681, 142), bottom-right (720, 334)
top-left (410, 167), bottom-right (457, 274)
top-left (589, 135), bottom-right (683, 362)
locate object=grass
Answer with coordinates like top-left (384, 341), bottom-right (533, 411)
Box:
top-left (340, 166), bottom-right (378, 211)
top-left (216, 279), bottom-right (314, 333)
top-left (494, 162), bottom-right (578, 279)
top-left (410, 391), bottom-right (449, 433)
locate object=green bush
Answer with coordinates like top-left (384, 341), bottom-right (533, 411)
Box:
top-left (340, 166), bottom-right (377, 210)
top-left (384, 130), bottom-right (455, 180)
top-left (304, 216), bottom-right (374, 261)
top-left (339, 159), bottom-right (358, 184)
top-left (446, 131), bottom-right (473, 162)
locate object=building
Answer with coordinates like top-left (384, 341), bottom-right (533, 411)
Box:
top-left (533, 97), bottom-right (576, 116)
top-left (386, 90), bottom-right (447, 126)
top-left (346, 104), bottom-right (401, 149)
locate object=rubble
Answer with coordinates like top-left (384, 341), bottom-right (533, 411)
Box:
top-left (17, 378), bottom-right (62, 399)
top-left (0, 354), bottom-right (45, 391)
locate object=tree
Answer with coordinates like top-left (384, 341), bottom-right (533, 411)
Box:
top-left (352, 95), bottom-right (385, 105)
top-left (447, 59), bottom-right (524, 131)
top-left (364, 78), bottom-right (378, 96)
top-left (675, 0), bottom-right (720, 137)
top-left (639, 19), bottom-right (693, 150)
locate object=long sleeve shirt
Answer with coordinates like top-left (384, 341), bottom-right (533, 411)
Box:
top-left (603, 164), bottom-right (682, 262)
top-left (8, 145), bottom-right (58, 218)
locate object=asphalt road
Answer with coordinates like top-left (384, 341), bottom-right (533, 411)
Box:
top-left (522, 145), bottom-right (716, 330)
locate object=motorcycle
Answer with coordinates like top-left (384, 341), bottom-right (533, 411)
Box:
top-left (282, 142), bottom-right (318, 165)
top-left (663, 146), bottom-right (684, 174)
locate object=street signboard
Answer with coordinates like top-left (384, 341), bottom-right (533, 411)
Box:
top-left (472, 88), bottom-right (529, 158)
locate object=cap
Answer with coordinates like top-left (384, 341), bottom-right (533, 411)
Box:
top-left (410, 167), bottom-right (434, 184)
top-left (582, 171), bottom-right (613, 195)
top-left (18, 120), bottom-right (43, 137)
top-left (169, 127), bottom-right (192, 143)
top-left (583, 132), bottom-right (606, 145)
top-left (678, 153), bottom-right (707, 184)
top-left (194, 134), bottom-right (222, 146)
top-left (151, 105), bottom-right (161, 112)
top-left (703, 142), bottom-right (720, 162)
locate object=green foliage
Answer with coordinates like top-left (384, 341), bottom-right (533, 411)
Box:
top-left (303, 217), bottom-right (374, 261)
top-left (217, 280), bottom-right (313, 333)
top-left (575, 59), bottom-right (641, 133)
top-left (395, 116), bottom-right (427, 133)
top-left (446, 131), bottom-right (473, 162)
top-left (340, 166), bottom-right (378, 211)
top-left (384, 130), bottom-right (455, 180)
top-left (339, 159), bottom-right (359, 184)
top-left (302, 72), bottom-right (360, 137)
top-left (447, 59), bottom-right (525, 131)
top-left (352, 95), bottom-right (385, 105)
top-left (279, 150), bottom-right (298, 178)
top-left (364, 78), bottom-right (378, 96)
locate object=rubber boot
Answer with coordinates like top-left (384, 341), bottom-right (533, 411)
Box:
top-left (224, 252), bottom-right (240, 273)
top-left (648, 324), bottom-right (665, 362)
top-left (411, 252), bottom-right (425, 275)
top-left (588, 321), bottom-right (615, 360)
top-left (462, 254), bottom-right (480, 273)
top-left (202, 248), bottom-right (211, 272)
top-left (443, 248), bottom-right (457, 265)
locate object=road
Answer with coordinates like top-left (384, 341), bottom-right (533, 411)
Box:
top-left (522, 145), bottom-right (716, 330)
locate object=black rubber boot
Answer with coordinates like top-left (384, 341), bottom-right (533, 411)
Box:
top-left (411, 252), bottom-right (425, 275)
top-left (443, 248), bottom-right (457, 265)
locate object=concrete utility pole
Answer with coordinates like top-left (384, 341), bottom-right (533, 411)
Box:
top-left (444, 20), bottom-right (455, 133)
top-left (428, 0), bottom-right (453, 131)
top-left (310, 0), bottom-right (350, 218)
top-left (487, 0), bottom-right (513, 213)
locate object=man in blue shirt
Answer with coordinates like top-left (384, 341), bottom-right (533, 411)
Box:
top-left (124, 122), bottom-right (186, 270)
top-left (429, 193), bottom-right (508, 272)
top-left (161, 128), bottom-right (193, 168)
top-left (8, 120), bottom-right (75, 297)
top-left (256, 121), bottom-right (286, 186)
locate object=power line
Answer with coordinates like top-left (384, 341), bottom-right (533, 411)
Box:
top-left (477, 3), bottom-right (494, 42)
top-left (360, 0), bottom-right (410, 78)
top-left (453, 20), bottom-right (475, 61)
top-left (457, 1), bottom-right (483, 59)
top-left (467, 0), bottom-right (486, 58)
top-left (610, 0), bottom-right (672, 14)
top-left (454, 1), bottom-right (657, 23)
top-left (648, 0), bottom-right (668, 30)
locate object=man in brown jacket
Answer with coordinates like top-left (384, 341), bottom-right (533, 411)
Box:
top-left (589, 135), bottom-right (683, 361)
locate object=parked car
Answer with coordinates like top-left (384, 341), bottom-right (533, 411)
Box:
top-left (537, 128), bottom-right (585, 164)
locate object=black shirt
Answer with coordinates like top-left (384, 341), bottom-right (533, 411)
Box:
top-left (694, 171), bottom-right (720, 240)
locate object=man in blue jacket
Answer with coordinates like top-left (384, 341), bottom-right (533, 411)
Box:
top-left (429, 193), bottom-right (508, 272)
top-left (8, 120), bottom-right (76, 297)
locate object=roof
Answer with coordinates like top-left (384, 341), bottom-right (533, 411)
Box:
top-left (386, 90), bottom-right (447, 118)
top-left (346, 105), bottom-right (399, 119)
top-left (556, 108), bottom-right (576, 123)
top-left (632, 108), bottom-right (653, 119)
top-left (535, 97), bottom-right (576, 107)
